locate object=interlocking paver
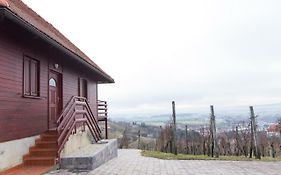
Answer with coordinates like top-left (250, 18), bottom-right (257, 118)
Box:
top-left (48, 149), bottom-right (281, 175)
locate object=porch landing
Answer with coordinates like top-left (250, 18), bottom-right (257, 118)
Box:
top-left (59, 139), bottom-right (118, 171)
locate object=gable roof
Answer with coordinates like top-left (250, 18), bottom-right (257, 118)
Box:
top-left (0, 0), bottom-right (114, 83)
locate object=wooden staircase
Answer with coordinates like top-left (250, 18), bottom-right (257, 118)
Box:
top-left (23, 130), bottom-right (58, 166)
top-left (0, 97), bottom-right (105, 175)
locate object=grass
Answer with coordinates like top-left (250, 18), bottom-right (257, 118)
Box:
top-left (141, 150), bottom-right (281, 162)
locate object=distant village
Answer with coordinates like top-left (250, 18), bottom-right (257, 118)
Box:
top-left (111, 107), bottom-right (281, 158)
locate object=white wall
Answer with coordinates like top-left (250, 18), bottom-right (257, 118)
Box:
top-left (0, 135), bottom-right (39, 171)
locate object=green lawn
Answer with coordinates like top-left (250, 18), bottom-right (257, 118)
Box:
top-left (141, 150), bottom-right (281, 161)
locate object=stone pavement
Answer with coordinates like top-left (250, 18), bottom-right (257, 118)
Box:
top-left (47, 149), bottom-right (281, 175)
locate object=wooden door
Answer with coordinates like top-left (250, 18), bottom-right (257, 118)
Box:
top-left (49, 71), bottom-right (62, 129)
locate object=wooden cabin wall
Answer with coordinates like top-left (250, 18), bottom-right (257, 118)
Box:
top-left (62, 61), bottom-right (98, 117)
top-left (0, 21), bottom-right (49, 142)
top-left (0, 20), bottom-right (99, 142)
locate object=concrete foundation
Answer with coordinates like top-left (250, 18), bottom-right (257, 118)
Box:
top-left (60, 129), bottom-right (92, 157)
top-left (60, 139), bottom-right (118, 171)
top-left (0, 135), bottom-right (40, 171)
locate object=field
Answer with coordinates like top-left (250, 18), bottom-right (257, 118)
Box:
top-left (141, 150), bottom-right (281, 161)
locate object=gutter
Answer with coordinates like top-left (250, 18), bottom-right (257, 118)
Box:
top-left (0, 7), bottom-right (114, 84)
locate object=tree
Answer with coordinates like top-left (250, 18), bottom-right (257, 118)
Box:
top-left (119, 129), bottom-right (129, 149)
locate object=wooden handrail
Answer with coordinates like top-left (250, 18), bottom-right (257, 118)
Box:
top-left (85, 100), bottom-right (101, 133)
top-left (57, 96), bottom-right (87, 123)
top-left (98, 100), bottom-right (107, 119)
top-left (98, 100), bottom-right (108, 139)
top-left (56, 96), bottom-right (102, 158)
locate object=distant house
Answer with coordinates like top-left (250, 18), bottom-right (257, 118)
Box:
top-left (267, 124), bottom-right (280, 137)
top-left (0, 0), bottom-right (113, 172)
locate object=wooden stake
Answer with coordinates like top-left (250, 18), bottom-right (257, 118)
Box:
top-left (201, 126), bottom-right (206, 155)
top-left (235, 125), bottom-right (240, 156)
top-left (137, 130), bottom-right (140, 149)
top-left (249, 106), bottom-right (261, 159)
top-left (210, 105), bottom-right (219, 157)
top-left (172, 101), bottom-right (177, 155)
top-left (185, 125), bottom-right (188, 154)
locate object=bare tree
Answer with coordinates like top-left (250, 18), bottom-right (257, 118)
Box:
top-left (120, 129), bottom-right (129, 149)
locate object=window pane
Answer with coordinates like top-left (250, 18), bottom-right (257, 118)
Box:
top-left (24, 59), bottom-right (30, 95)
top-left (78, 78), bottom-right (88, 99)
top-left (30, 60), bottom-right (38, 95)
top-left (23, 56), bottom-right (39, 97)
top-left (82, 79), bottom-right (88, 98)
top-left (49, 78), bottom-right (56, 87)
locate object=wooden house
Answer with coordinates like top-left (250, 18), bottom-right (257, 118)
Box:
top-left (0, 0), bottom-right (114, 172)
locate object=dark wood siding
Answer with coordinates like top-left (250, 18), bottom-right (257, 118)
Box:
top-left (0, 20), bottom-right (99, 143)
top-left (0, 24), bottom-right (48, 142)
top-left (62, 62), bottom-right (99, 118)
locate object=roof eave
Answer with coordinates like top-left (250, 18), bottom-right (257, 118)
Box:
top-left (0, 7), bottom-right (114, 84)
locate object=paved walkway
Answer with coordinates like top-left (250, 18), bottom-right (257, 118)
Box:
top-left (48, 149), bottom-right (281, 175)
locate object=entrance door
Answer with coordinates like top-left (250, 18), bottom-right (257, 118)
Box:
top-left (49, 71), bottom-right (62, 129)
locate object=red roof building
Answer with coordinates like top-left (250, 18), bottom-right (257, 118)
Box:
top-left (267, 124), bottom-right (280, 137)
top-left (0, 0), bottom-right (113, 172)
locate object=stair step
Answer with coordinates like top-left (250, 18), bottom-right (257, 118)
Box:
top-left (29, 148), bottom-right (57, 157)
top-left (35, 141), bottom-right (57, 149)
top-left (40, 134), bottom-right (58, 141)
top-left (45, 130), bottom-right (58, 135)
top-left (17, 131), bottom-right (59, 167)
top-left (24, 157), bottom-right (56, 166)
top-left (35, 140), bottom-right (57, 144)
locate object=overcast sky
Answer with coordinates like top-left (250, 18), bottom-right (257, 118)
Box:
top-left (23, 0), bottom-right (281, 117)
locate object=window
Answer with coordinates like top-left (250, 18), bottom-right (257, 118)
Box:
top-left (49, 78), bottom-right (56, 87)
top-left (23, 56), bottom-right (39, 97)
top-left (78, 78), bottom-right (88, 99)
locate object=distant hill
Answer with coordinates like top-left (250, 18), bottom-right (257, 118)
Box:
top-left (111, 103), bottom-right (281, 128)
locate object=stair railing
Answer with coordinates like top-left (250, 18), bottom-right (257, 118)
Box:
top-left (98, 100), bottom-right (108, 139)
top-left (56, 96), bottom-right (101, 156)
